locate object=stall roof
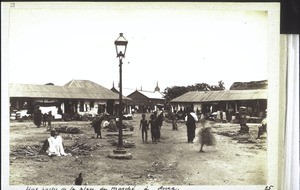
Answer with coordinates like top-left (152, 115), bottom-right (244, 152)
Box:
top-left (170, 89), bottom-right (267, 103)
top-left (9, 80), bottom-right (131, 100)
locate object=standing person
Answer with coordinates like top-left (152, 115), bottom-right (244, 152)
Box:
top-left (47, 111), bottom-right (53, 131)
top-left (91, 113), bottom-right (108, 138)
top-left (42, 113), bottom-right (47, 127)
top-left (139, 113), bottom-right (149, 143)
top-left (257, 110), bottom-right (267, 139)
top-left (156, 108), bottom-right (164, 141)
top-left (171, 112), bottom-right (178, 131)
top-left (33, 106), bottom-right (42, 128)
top-left (185, 107), bottom-right (198, 143)
top-left (149, 112), bottom-right (157, 143)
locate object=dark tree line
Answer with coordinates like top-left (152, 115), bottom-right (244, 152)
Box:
top-left (163, 80), bottom-right (225, 104)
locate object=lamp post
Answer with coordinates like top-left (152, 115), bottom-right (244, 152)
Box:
top-left (108, 33), bottom-right (132, 159)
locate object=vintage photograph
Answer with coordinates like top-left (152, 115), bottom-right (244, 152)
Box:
top-left (2, 2), bottom-right (282, 189)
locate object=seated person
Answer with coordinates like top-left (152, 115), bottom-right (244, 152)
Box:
top-left (45, 129), bottom-right (68, 156)
top-left (238, 122), bottom-right (249, 134)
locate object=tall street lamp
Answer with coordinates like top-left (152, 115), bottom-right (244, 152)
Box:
top-left (108, 33), bottom-right (132, 159)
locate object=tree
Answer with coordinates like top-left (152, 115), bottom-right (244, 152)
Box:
top-left (163, 86), bottom-right (189, 104)
top-left (163, 81), bottom-right (226, 104)
top-left (210, 80), bottom-right (225, 91)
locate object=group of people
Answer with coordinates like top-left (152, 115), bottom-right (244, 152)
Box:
top-left (33, 106), bottom-right (53, 130)
top-left (139, 109), bottom-right (164, 144)
top-left (185, 107), bottom-right (216, 152)
top-left (138, 107), bottom-right (216, 152)
top-left (38, 105), bottom-right (266, 157)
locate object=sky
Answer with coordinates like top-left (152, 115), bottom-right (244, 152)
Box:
top-left (5, 2), bottom-right (268, 92)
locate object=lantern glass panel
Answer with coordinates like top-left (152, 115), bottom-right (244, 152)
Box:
top-left (114, 33), bottom-right (128, 58)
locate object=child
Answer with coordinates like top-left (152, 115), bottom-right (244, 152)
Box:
top-left (139, 113), bottom-right (149, 143)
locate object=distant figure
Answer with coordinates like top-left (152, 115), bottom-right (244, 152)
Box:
top-left (149, 112), bottom-right (158, 143)
top-left (156, 108), bottom-right (164, 141)
top-left (75, 172), bottom-right (83, 185)
top-left (33, 106), bottom-right (42, 128)
top-left (139, 113), bottom-right (149, 143)
top-left (47, 111), bottom-right (53, 131)
top-left (257, 111), bottom-right (267, 139)
top-left (185, 108), bottom-right (198, 143)
top-left (238, 122), bottom-right (249, 134)
top-left (107, 118), bottom-right (117, 132)
top-left (42, 113), bottom-right (47, 127)
top-left (171, 112), bottom-right (178, 131)
top-left (91, 114), bottom-right (108, 138)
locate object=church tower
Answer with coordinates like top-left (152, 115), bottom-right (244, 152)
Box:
top-left (154, 81), bottom-right (160, 92)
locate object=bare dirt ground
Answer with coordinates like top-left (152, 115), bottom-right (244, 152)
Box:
top-left (9, 113), bottom-right (267, 186)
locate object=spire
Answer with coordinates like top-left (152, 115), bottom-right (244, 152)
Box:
top-left (154, 81), bottom-right (160, 92)
top-left (112, 81), bottom-right (115, 88)
top-left (140, 86), bottom-right (143, 91)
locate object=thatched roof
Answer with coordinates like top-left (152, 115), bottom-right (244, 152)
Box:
top-left (170, 89), bottom-right (267, 103)
top-left (230, 80), bottom-right (268, 90)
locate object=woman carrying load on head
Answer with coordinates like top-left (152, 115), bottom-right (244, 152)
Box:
top-left (197, 120), bottom-right (216, 152)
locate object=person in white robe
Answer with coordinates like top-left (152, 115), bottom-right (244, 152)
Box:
top-left (46, 130), bottom-right (68, 156)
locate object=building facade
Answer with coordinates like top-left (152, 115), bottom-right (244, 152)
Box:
top-left (170, 89), bottom-right (267, 121)
top-left (9, 80), bottom-right (131, 119)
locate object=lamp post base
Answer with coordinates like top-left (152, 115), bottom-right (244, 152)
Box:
top-left (108, 148), bottom-right (132, 159)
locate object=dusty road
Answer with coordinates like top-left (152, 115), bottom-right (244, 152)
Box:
top-left (9, 113), bottom-right (266, 186)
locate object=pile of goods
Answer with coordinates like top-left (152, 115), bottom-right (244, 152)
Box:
top-left (10, 144), bottom-right (42, 157)
top-left (217, 131), bottom-right (257, 144)
top-left (54, 126), bottom-right (81, 134)
top-left (232, 134), bottom-right (256, 144)
top-left (107, 139), bottom-right (135, 148)
top-left (65, 139), bottom-right (100, 155)
top-left (106, 120), bottom-right (134, 132)
top-left (216, 131), bottom-right (238, 137)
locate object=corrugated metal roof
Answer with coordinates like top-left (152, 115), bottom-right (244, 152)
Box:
top-left (127, 90), bottom-right (165, 100)
top-left (138, 90), bottom-right (165, 100)
top-left (9, 80), bottom-right (131, 100)
top-left (170, 89), bottom-right (267, 103)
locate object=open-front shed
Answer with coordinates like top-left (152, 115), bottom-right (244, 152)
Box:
top-left (9, 80), bottom-right (132, 118)
top-left (170, 89), bottom-right (267, 121)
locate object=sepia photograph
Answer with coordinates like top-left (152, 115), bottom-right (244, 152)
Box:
top-left (1, 2), bottom-right (283, 190)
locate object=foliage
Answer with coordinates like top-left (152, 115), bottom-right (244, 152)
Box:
top-left (163, 80), bottom-right (225, 104)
